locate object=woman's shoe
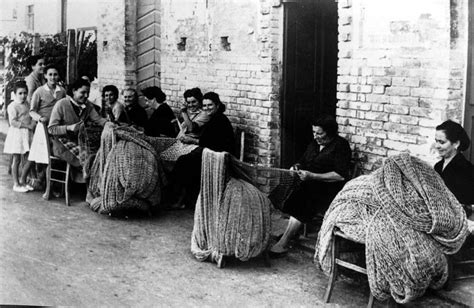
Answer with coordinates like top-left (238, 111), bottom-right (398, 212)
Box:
top-left (13, 185), bottom-right (29, 193)
top-left (24, 184), bottom-right (35, 191)
top-left (167, 202), bottom-right (186, 210)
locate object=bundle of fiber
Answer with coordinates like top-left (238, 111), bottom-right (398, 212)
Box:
top-left (159, 140), bottom-right (198, 161)
top-left (87, 123), bottom-right (167, 214)
top-left (78, 124), bottom-right (103, 179)
top-left (315, 153), bottom-right (469, 303)
top-left (191, 148), bottom-right (271, 264)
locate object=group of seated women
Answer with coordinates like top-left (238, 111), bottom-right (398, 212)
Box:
top-left (44, 79), bottom-right (235, 209)
top-left (50, 78), bottom-right (474, 215)
top-left (269, 117), bottom-right (474, 256)
top-left (38, 73), bottom-right (474, 232)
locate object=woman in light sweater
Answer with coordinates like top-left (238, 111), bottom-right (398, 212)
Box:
top-left (48, 78), bottom-right (106, 167)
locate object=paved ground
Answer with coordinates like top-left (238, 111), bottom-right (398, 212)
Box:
top-left (0, 118), bottom-right (471, 307)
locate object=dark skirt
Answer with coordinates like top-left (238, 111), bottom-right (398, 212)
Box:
top-left (170, 147), bottom-right (204, 206)
top-left (281, 180), bottom-right (344, 223)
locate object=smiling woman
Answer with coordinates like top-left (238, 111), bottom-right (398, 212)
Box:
top-left (48, 78), bottom-right (106, 169)
top-left (178, 88), bottom-right (209, 139)
top-left (434, 120), bottom-right (474, 216)
top-left (169, 92), bottom-right (235, 210)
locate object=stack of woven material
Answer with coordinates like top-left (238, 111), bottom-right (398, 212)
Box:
top-left (315, 153), bottom-right (469, 303)
top-left (87, 123), bottom-right (167, 214)
top-left (191, 148), bottom-right (272, 264)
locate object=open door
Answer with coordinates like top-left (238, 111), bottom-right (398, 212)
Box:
top-left (281, 0), bottom-right (338, 167)
top-left (465, 0), bottom-right (474, 163)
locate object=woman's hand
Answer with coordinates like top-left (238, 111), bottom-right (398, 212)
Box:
top-left (67, 120), bottom-right (83, 133)
top-left (39, 116), bottom-right (48, 124)
top-left (179, 135), bottom-right (197, 144)
top-left (289, 163), bottom-right (301, 171)
top-left (296, 170), bottom-right (313, 181)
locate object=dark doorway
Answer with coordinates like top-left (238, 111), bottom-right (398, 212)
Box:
top-left (281, 0), bottom-right (338, 167)
top-left (465, 0), bottom-right (474, 163)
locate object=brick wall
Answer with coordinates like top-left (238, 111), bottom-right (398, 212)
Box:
top-left (97, 0), bottom-right (137, 91)
top-left (160, 0), bottom-right (283, 166)
top-left (336, 0), bottom-right (468, 171)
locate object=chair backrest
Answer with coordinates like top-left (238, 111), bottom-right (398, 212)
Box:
top-left (41, 122), bottom-right (53, 160)
top-left (350, 158), bottom-right (360, 179)
top-left (234, 127), bottom-right (245, 161)
top-left (172, 116), bottom-right (184, 137)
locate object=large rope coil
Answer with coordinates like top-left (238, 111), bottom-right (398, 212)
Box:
top-left (315, 153), bottom-right (468, 303)
top-left (87, 123), bottom-right (167, 214)
top-left (191, 148), bottom-right (272, 263)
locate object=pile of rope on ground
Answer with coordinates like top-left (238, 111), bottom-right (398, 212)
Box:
top-left (315, 153), bottom-right (469, 304)
top-left (86, 123), bottom-right (167, 214)
top-left (191, 148), bottom-right (273, 264)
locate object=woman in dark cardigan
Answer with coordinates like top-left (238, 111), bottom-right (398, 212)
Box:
top-left (142, 86), bottom-right (176, 138)
top-left (434, 120), bottom-right (474, 217)
top-left (270, 115), bottom-right (352, 256)
top-left (170, 92), bottom-right (235, 209)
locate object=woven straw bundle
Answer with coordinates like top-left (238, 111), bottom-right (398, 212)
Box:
top-left (315, 153), bottom-right (468, 303)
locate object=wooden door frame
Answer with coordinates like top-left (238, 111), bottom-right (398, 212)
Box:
top-left (280, 1), bottom-right (293, 168)
top-left (280, 0), bottom-right (339, 167)
top-left (465, 0), bottom-right (474, 161)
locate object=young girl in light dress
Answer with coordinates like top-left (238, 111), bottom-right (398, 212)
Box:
top-left (3, 82), bottom-right (35, 192)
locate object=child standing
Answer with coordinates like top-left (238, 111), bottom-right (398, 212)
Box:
top-left (3, 81), bottom-right (35, 192)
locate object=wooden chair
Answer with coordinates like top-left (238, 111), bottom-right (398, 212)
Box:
top-left (234, 127), bottom-right (245, 162)
top-left (324, 227), bottom-right (375, 308)
top-left (445, 233), bottom-right (474, 289)
top-left (41, 123), bottom-right (73, 206)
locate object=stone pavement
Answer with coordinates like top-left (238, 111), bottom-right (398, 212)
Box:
top-left (0, 117), bottom-right (472, 306)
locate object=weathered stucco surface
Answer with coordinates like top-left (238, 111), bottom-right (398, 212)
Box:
top-left (336, 0), bottom-right (468, 170)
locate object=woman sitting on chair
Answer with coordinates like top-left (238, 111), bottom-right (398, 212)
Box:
top-left (170, 92), bottom-right (235, 209)
top-left (101, 85), bottom-right (125, 123)
top-left (434, 120), bottom-right (474, 221)
top-left (178, 87), bottom-right (210, 140)
top-left (270, 115), bottom-right (352, 256)
top-left (48, 78), bottom-right (106, 170)
top-left (142, 86), bottom-right (176, 138)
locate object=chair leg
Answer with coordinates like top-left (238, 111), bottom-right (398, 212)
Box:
top-left (367, 292), bottom-right (374, 308)
top-left (302, 223), bottom-right (308, 238)
top-left (444, 256), bottom-right (454, 291)
top-left (65, 163), bottom-right (70, 206)
top-left (263, 250), bottom-right (271, 268)
top-left (324, 234), bottom-right (338, 303)
top-left (42, 164), bottom-right (52, 200)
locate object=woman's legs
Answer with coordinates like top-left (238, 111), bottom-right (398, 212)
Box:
top-left (169, 149), bottom-right (202, 209)
top-left (270, 216), bottom-right (303, 253)
top-left (19, 157), bottom-right (33, 186)
top-left (11, 154), bottom-right (21, 187)
top-left (169, 187), bottom-right (187, 209)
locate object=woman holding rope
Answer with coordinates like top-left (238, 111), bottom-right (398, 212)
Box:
top-left (270, 115), bottom-right (351, 257)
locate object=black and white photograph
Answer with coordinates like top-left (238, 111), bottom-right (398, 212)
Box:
top-left (0, 0), bottom-right (473, 306)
